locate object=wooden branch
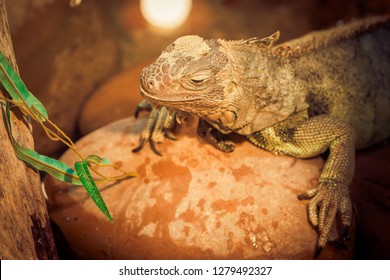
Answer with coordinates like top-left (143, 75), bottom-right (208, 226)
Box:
top-left (0, 0), bottom-right (57, 259)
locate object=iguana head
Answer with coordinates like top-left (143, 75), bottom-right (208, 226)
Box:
top-left (140, 35), bottom-right (230, 113)
top-left (140, 33), bottom-right (301, 135)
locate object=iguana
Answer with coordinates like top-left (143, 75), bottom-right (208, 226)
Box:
top-left (132, 16), bottom-right (390, 254)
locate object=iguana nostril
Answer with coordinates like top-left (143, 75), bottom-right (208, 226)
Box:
top-left (147, 80), bottom-right (154, 89)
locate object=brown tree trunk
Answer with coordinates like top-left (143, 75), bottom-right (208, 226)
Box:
top-left (0, 0), bottom-right (57, 259)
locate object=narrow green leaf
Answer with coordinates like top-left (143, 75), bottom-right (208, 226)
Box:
top-left (16, 145), bottom-right (81, 185)
top-left (2, 103), bottom-right (81, 184)
top-left (85, 155), bottom-right (111, 165)
top-left (0, 51), bottom-right (48, 121)
top-left (74, 161), bottom-right (112, 221)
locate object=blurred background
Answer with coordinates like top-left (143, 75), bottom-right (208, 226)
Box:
top-left (6, 0), bottom-right (390, 259)
top-left (7, 0), bottom-right (390, 156)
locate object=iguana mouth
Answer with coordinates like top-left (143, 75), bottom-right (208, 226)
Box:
top-left (140, 84), bottom-right (202, 104)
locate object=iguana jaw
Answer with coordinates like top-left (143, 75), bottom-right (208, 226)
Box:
top-left (140, 83), bottom-right (202, 105)
top-left (140, 82), bottom-right (240, 133)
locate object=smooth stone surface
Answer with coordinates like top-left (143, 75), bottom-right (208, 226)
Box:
top-left (78, 62), bottom-right (150, 136)
top-left (46, 117), bottom-right (354, 259)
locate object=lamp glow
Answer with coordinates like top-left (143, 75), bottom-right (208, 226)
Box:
top-left (140, 0), bottom-right (192, 29)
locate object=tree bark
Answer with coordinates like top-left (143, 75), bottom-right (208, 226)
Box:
top-left (0, 0), bottom-right (57, 259)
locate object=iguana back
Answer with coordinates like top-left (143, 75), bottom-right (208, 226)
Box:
top-left (276, 16), bottom-right (390, 148)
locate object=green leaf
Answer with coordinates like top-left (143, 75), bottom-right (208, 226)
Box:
top-left (0, 51), bottom-right (48, 121)
top-left (16, 145), bottom-right (81, 185)
top-left (2, 103), bottom-right (81, 185)
top-left (74, 160), bottom-right (112, 221)
top-left (85, 155), bottom-right (111, 165)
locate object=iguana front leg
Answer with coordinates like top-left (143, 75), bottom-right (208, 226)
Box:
top-left (198, 119), bottom-right (235, 153)
top-left (133, 101), bottom-right (235, 154)
top-left (133, 100), bottom-right (177, 155)
top-left (247, 114), bottom-right (355, 249)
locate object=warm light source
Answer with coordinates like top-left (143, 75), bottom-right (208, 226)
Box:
top-left (140, 0), bottom-right (192, 29)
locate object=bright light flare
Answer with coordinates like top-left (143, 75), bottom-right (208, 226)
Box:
top-left (140, 0), bottom-right (192, 29)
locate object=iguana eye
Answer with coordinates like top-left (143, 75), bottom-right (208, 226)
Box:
top-left (181, 69), bottom-right (212, 90)
top-left (190, 69), bottom-right (211, 79)
top-left (190, 78), bottom-right (207, 85)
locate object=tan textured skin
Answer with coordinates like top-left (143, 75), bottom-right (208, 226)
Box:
top-left (134, 16), bottom-right (390, 248)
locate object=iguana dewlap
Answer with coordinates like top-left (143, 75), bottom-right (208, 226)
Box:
top-left (133, 16), bottom-right (390, 252)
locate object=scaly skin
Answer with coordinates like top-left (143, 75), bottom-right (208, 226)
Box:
top-left (133, 16), bottom-right (390, 252)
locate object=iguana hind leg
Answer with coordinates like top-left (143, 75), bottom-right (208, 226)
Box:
top-left (247, 114), bottom-right (355, 249)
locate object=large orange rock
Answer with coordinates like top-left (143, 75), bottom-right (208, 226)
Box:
top-left (46, 117), bottom-right (354, 259)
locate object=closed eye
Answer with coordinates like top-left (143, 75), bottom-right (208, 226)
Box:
top-left (191, 78), bottom-right (207, 84)
top-left (181, 69), bottom-right (213, 90)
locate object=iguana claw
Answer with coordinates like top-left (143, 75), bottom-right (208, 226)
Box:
top-left (150, 140), bottom-right (163, 156)
top-left (314, 246), bottom-right (323, 259)
top-left (132, 138), bottom-right (147, 153)
top-left (164, 130), bottom-right (177, 141)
